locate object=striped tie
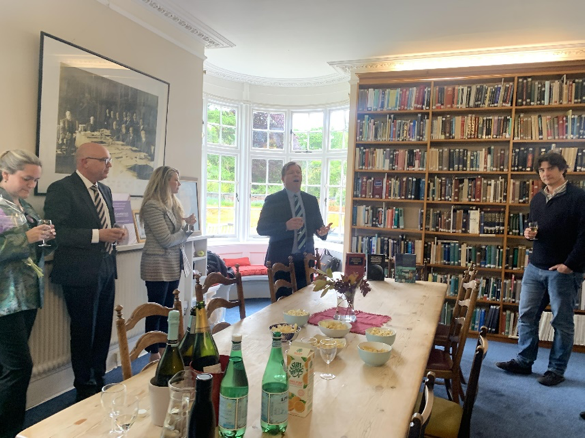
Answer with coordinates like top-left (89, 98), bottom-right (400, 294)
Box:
top-left (90, 185), bottom-right (112, 254)
top-left (294, 194), bottom-right (306, 252)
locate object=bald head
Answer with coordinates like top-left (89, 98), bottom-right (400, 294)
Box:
top-left (76, 143), bottom-right (112, 183)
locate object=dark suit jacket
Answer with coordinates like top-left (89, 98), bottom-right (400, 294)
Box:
top-left (257, 189), bottom-right (326, 265)
top-left (44, 172), bottom-right (117, 287)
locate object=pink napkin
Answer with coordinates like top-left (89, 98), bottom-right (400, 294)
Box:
top-left (308, 308), bottom-right (391, 335)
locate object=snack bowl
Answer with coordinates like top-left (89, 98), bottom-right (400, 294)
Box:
top-left (283, 309), bottom-right (310, 327)
top-left (357, 341), bottom-right (392, 367)
top-left (365, 326), bottom-right (397, 346)
top-left (318, 319), bottom-right (351, 338)
top-left (269, 323), bottom-right (301, 342)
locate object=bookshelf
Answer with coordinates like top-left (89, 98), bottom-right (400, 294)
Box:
top-left (348, 61), bottom-right (585, 352)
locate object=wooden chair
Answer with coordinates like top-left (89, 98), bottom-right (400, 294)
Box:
top-left (303, 249), bottom-right (322, 285)
top-left (424, 327), bottom-right (489, 438)
top-left (426, 278), bottom-right (480, 404)
top-left (115, 289), bottom-right (184, 380)
top-left (408, 372), bottom-right (435, 438)
top-left (195, 265), bottom-right (246, 334)
top-left (266, 256), bottom-right (298, 303)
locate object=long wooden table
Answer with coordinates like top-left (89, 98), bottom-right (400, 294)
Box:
top-left (18, 279), bottom-right (446, 438)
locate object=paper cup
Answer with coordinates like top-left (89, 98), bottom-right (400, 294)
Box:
top-left (149, 378), bottom-right (170, 427)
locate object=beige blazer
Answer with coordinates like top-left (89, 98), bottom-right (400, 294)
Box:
top-left (140, 200), bottom-right (191, 282)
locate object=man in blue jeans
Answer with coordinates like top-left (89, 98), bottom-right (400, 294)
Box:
top-left (496, 152), bottom-right (585, 386)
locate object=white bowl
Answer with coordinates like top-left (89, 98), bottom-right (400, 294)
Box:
top-left (269, 323), bottom-right (301, 342)
top-left (318, 319), bottom-right (351, 338)
top-left (365, 327), bottom-right (397, 346)
top-left (357, 341), bottom-right (392, 367)
top-left (283, 310), bottom-right (310, 327)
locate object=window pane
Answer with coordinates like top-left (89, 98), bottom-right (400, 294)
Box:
top-left (329, 160), bottom-right (342, 185)
top-left (309, 132), bottom-right (323, 151)
top-left (330, 131), bottom-right (347, 150)
top-left (207, 125), bottom-right (219, 144)
top-left (307, 186), bottom-right (320, 198)
top-left (252, 159), bottom-right (266, 183)
top-left (269, 132), bottom-right (284, 149)
top-left (221, 182), bottom-right (235, 193)
top-left (222, 127), bottom-right (236, 146)
top-left (253, 111), bottom-right (268, 129)
top-left (330, 109), bottom-right (348, 131)
top-left (293, 132), bottom-right (307, 151)
top-left (221, 156), bottom-right (236, 181)
top-left (207, 181), bottom-right (219, 193)
top-left (309, 112), bottom-right (323, 130)
top-left (207, 154), bottom-right (219, 180)
top-left (268, 185), bottom-right (281, 195)
top-left (270, 113), bottom-right (285, 131)
top-left (268, 160), bottom-right (283, 183)
top-left (253, 131), bottom-right (267, 149)
top-left (307, 160), bottom-right (322, 185)
top-left (251, 184), bottom-right (265, 195)
top-left (292, 113), bottom-right (309, 129)
top-left (207, 104), bottom-right (220, 124)
top-left (222, 109), bottom-right (236, 126)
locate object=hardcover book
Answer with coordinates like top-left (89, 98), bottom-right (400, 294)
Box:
top-left (345, 253), bottom-right (366, 278)
top-left (395, 253), bottom-right (416, 283)
top-left (367, 253), bottom-right (387, 281)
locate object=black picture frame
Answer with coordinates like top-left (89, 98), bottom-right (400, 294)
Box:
top-left (35, 32), bottom-right (169, 196)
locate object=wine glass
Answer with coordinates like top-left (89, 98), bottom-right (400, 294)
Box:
top-left (319, 338), bottom-right (337, 380)
top-left (101, 383), bottom-right (126, 436)
top-left (38, 219), bottom-right (52, 247)
top-left (113, 395), bottom-right (140, 436)
top-left (528, 221), bottom-right (538, 240)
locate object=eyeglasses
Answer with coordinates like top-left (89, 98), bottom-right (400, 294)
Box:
top-left (86, 157), bottom-right (112, 165)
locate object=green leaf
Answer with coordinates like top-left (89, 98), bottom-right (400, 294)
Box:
top-left (313, 279), bottom-right (327, 291)
top-left (327, 268), bottom-right (333, 277)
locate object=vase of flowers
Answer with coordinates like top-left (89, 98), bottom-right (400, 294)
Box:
top-left (312, 269), bottom-right (371, 323)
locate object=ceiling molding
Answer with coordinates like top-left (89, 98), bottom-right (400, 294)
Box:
top-left (133, 0), bottom-right (235, 49)
top-left (329, 41), bottom-right (585, 74)
top-left (204, 62), bottom-right (350, 88)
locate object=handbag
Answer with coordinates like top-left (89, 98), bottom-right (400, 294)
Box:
top-left (320, 248), bottom-right (341, 272)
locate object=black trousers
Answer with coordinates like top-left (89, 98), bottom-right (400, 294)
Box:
top-left (61, 255), bottom-right (115, 392)
top-left (0, 309), bottom-right (37, 438)
top-left (144, 279), bottom-right (180, 353)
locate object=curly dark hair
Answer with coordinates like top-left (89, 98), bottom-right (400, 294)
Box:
top-left (535, 151), bottom-right (568, 177)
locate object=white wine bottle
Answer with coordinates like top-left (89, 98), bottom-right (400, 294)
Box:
top-left (152, 310), bottom-right (184, 387)
top-left (260, 332), bottom-right (288, 435)
top-left (178, 306), bottom-right (196, 367)
top-left (190, 287), bottom-right (220, 373)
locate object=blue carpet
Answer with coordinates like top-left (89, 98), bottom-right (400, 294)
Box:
top-left (24, 298), bottom-right (585, 437)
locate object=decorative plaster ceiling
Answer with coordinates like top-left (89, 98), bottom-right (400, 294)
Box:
top-left (132, 0), bottom-right (585, 87)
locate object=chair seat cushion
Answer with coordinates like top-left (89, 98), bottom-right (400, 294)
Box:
top-left (425, 397), bottom-right (463, 438)
top-left (223, 257), bottom-right (251, 268)
top-left (426, 348), bottom-right (453, 371)
top-left (238, 265), bottom-right (268, 276)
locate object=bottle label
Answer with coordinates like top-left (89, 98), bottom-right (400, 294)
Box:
top-left (232, 342), bottom-right (242, 352)
top-left (203, 363), bottom-right (222, 373)
top-left (261, 390), bottom-right (288, 425)
top-left (271, 339), bottom-right (282, 349)
top-left (219, 394), bottom-right (248, 430)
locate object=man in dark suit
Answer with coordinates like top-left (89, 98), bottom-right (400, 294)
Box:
top-left (257, 161), bottom-right (332, 293)
top-left (44, 143), bottom-right (126, 401)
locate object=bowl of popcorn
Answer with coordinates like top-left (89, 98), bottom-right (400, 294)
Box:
top-left (269, 323), bottom-right (301, 342)
top-left (357, 341), bottom-right (392, 367)
top-left (365, 327), bottom-right (396, 346)
top-left (318, 319), bottom-right (351, 338)
top-left (283, 309), bottom-right (310, 327)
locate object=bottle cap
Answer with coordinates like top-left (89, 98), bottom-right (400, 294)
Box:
top-left (168, 309), bottom-right (180, 325)
top-left (232, 334), bottom-right (242, 342)
top-left (196, 373), bottom-right (213, 382)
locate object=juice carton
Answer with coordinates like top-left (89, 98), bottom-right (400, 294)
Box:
top-left (286, 344), bottom-right (314, 417)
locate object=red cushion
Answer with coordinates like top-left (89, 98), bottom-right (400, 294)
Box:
top-left (237, 265), bottom-right (268, 276)
top-left (223, 257), bottom-right (251, 268)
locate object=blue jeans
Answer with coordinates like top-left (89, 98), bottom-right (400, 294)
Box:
top-left (516, 263), bottom-right (582, 375)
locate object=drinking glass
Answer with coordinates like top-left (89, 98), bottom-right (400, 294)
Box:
top-left (319, 338), bottom-right (337, 380)
top-left (38, 219), bottom-right (52, 247)
top-left (113, 395), bottom-right (140, 436)
top-left (101, 383), bottom-right (126, 436)
top-left (528, 221), bottom-right (538, 240)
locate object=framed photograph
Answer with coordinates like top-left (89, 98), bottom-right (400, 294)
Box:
top-left (133, 210), bottom-right (146, 243)
top-left (35, 32), bottom-right (169, 196)
top-left (176, 177), bottom-right (201, 236)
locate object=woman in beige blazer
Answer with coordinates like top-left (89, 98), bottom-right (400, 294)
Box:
top-left (140, 166), bottom-right (196, 361)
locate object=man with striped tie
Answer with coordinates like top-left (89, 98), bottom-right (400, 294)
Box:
top-left (258, 161), bottom-right (332, 294)
top-left (45, 143), bottom-right (126, 401)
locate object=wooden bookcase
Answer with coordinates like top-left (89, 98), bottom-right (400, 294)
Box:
top-left (348, 61), bottom-right (585, 352)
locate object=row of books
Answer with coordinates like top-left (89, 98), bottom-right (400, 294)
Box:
top-left (513, 112), bottom-right (585, 140)
top-left (477, 277), bottom-right (502, 302)
top-left (508, 213), bottom-right (530, 236)
top-left (353, 175), bottom-right (425, 200)
top-left (358, 86), bottom-right (432, 112)
top-left (503, 310), bottom-right (519, 337)
top-left (430, 115), bottom-right (512, 140)
top-left (355, 147), bottom-right (426, 171)
top-left (350, 234), bottom-right (423, 263)
top-left (424, 241), bottom-right (504, 268)
top-left (471, 305), bottom-right (500, 333)
top-left (502, 276), bottom-right (522, 303)
top-left (516, 76), bottom-right (585, 107)
top-left (425, 207), bottom-right (505, 235)
top-left (352, 205), bottom-right (408, 229)
top-left (505, 246), bottom-right (532, 270)
top-left (433, 82), bottom-right (514, 109)
top-left (357, 114), bottom-right (429, 142)
top-left (427, 146), bottom-right (508, 172)
top-left (439, 302), bottom-right (454, 326)
top-left (508, 179), bottom-right (541, 204)
top-left (427, 175), bottom-right (507, 203)
top-left (511, 145), bottom-right (585, 172)
top-left (426, 272), bottom-right (465, 296)
top-left (539, 313), bottom-right (585, 346)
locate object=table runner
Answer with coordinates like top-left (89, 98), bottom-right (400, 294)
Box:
top-left (308, 307), bottom-right (391, 335)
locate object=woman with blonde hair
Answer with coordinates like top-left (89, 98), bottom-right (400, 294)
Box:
top-left (0, 149), bottom-right (55, 438)
top-left (140, 166), bottom-right (195, 361)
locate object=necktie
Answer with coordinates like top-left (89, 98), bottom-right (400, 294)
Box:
top-left (90, 185), bottom-right (112, 254)
top-left (294, 194), bottom-right (306, 252)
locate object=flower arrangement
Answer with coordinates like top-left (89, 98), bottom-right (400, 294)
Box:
top-left (312, 269), bottom-right (371, 299)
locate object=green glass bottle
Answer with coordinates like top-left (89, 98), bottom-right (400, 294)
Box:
top-left (219, 335), bottom-right (248, 438)
top-left (187, 373), bottom-right (215, 438)
top-left (260, 332), bottom-right (288, 435)
top-left (178, 306), bottom-right (196, 367)
top-left (191, 287), bottom-right (221, 373)
top-left (152, 310), bottom-right (184, 387)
